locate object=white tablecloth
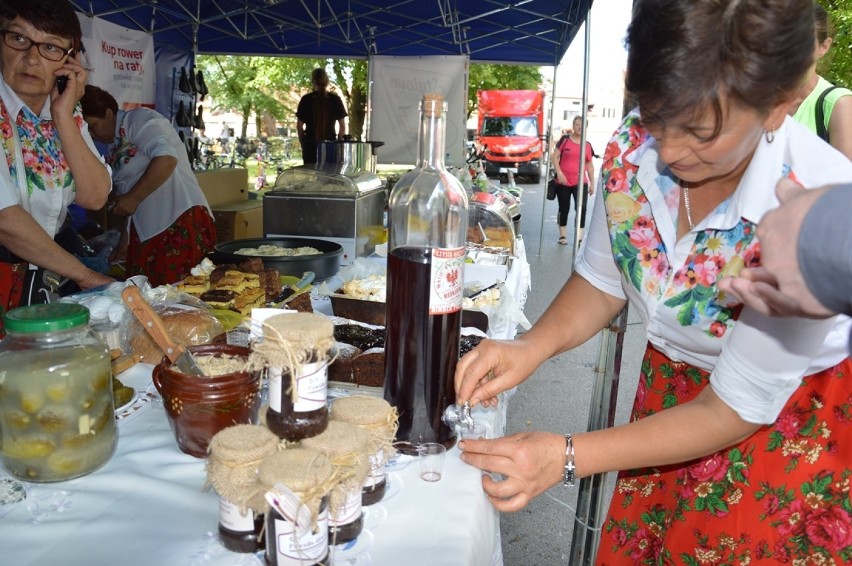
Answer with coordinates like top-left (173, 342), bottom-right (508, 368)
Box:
top-left (1, 242), bottom-right (529, 566)
top-left (0, 363), bottom-right (506, 566)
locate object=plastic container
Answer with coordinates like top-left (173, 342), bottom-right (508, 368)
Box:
top-left (0, 303), bottom-right (116, 482)
top-left (152, 344), bottom-right (262, 457)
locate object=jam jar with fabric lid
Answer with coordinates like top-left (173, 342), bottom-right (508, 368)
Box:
top-left (301, 421), bottom-right (371, 545)
top-left (330, 396), bottom-right (398, 506)
top-left (0, 303), bottom-right (116, 482)
top-left (257, 447), bottom-right (334, 566)
top-left (249, 313), bottom-right (334, 441)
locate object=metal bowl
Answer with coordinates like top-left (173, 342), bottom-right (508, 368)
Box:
top-left (211, 237), bottom-right (343, 281)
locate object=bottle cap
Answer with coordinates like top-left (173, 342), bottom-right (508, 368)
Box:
top-left (3, 303), bottom-right (90, 333)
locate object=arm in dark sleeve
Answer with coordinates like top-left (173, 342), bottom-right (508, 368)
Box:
top-left (798, 186), bottom-right (852, 316)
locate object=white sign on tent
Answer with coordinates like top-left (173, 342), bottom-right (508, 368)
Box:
top-left (77, 14), bottom-right (156, 109)
top-left (368, 55), bottom-right (468, 167)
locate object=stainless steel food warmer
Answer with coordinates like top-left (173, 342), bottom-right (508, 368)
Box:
top-left (263, 161), bottom-right (386, 266)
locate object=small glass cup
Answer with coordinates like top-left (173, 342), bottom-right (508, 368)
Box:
top-left (458, 423), bottom-right (488, 441)
top-left (417, 442), bottom-right (447, 482)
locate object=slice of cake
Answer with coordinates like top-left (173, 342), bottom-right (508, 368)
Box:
top-left (234, 288), bottom-right (266, 315)
top-left (352, 347), bottom-right (385, 387)
top-left (177, 275), bottom-right (209, 296)
top-left (264, 269), bottom-right (281, 302)
top-left (241, 272), bottom-right (261, 290)
top-left (199, 289), bottom-right (236, 310)
top-left (328, 343), bottom-right (361, 384)
top-left (215, 273), bottom-right (247, 294)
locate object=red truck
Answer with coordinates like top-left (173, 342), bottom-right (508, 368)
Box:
top-left (476, 90), bottom-right (545, 183)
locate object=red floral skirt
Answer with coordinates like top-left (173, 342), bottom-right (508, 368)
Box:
top-left (596, 344), bottom-right (852, 565)
top-left (125, 206), bottom-right (217, 287)
top-left (0, 262), bottom-right (27, 336)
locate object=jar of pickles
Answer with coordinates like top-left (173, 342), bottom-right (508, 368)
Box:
top-left (0, 303), bottom-right (116, 482)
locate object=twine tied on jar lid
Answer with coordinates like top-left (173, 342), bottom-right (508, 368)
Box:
top-left (301, 421), bottom-right (371, 516)
top-left (249, 313), bottom-right (334, 404)
top-left (330, 396), bottom-right (399, 465)
top-left (206, 424), bottom-right (281, 514)
top-left (256, 447), bottom-right (336, 529)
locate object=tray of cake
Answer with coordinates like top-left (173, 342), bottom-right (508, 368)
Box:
top-left (175, 257), bottom-right (314, 315)
top-left (327, 274), bottom-right (494, 333)
top-left (328, 321), bottom-right (485, 391)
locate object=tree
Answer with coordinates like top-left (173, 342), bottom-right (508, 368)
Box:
top-left (466, 64), bottom-right (543, 118)
top-left (821, 1), bottom-right (852, 87)
top-left (195, 56), bottom-right (541, 142)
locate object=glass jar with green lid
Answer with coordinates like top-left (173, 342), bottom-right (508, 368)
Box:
top-left (0, 303), bottom-right (116, 482)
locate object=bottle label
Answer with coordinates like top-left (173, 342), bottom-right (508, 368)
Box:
top-left (273, 508), bottom-right (329, 565)
top-left (294, 361), bottom-right (328, 412)
top-left (268, 366), bottom-right (283, 413)
top-left (329, 489), bottom-right (363, 526)
top-left (268, 362), bottom-right (328, 413)
top-left (364, 449), bottom-right (386, 488)
top-left (219, 497), bottom-right (255, 532)
top-left (429, 247), bottom-right (465, 315)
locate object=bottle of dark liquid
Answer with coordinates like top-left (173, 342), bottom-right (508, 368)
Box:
top-left (384, 93), bottom-right (468, 454)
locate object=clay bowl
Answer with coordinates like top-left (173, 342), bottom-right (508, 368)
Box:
top-left (152, 344), bottom-right (262, 457)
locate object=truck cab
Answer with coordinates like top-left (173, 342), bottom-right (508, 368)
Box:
top-left (476, 90), bottom-right (545, 184)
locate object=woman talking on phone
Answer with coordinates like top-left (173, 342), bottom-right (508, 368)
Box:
top-left (0, 0), bottom-right (112, 333)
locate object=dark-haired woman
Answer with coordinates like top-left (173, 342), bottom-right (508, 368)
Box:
top-left (0, 0), bottom-right (112, 333)
top-left (455, 0), bottom-right (852, 562)
top-left (81, 85), bottom-right (215, 286)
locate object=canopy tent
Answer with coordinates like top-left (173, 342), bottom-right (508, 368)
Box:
top-left (69, 0), bottom-right (592, 66)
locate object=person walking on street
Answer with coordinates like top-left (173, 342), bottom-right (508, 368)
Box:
top-left (552, 115), bottom-right (595, 244)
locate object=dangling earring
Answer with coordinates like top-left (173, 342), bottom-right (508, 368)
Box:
top-left (765, 128), bottom-right (776, 144)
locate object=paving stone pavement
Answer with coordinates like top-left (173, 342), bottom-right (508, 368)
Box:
top-left (495, 176), bottom-right (648, 565)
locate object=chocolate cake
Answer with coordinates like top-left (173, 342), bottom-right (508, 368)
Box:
top-left (209, 264), bottom-right (237, 285)
top-left (352, 347), bottom-right (385, 387)
top-left (328, 343), bottom-right (361, 383)
top-left (199, 289), bottom-right (236, 309)
top-left (237, 257), bottom-right (264, 273)
top-left (334, 324), bottom-right (385, 351)
top-left (264, 269), bottom-right (281, 301)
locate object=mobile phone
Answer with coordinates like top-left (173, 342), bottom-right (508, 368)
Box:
top-left (56, 76), bottom-right (68, 94)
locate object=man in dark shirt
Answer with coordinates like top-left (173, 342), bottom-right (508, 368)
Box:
top-left (296, 68), bottom-right (348, 164)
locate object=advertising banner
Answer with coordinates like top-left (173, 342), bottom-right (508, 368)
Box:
top-left (77, 13), bottom-right (156, 109)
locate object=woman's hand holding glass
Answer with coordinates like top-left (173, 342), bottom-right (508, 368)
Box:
top-left (459, 431), bottom-right (566, 513)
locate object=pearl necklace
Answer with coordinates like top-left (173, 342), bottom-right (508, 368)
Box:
top-left (682, 182), bottom-right (694, 230)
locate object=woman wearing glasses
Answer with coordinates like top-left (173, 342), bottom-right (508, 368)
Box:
top-left (0, 0), bottom-right (112, 332)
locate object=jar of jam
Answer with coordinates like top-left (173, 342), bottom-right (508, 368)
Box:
top-left (250, 313), bottom-right (334, 441)
top-left (258, 447), bottom-right (334, 566)
top-left (330, 396), bottom-right (399, 506)
top-left (301, 421), bottom-right (371, 545)
top-left (0, 303), bottom-right (116, 482)
top-left (207, 424), bottom-right (280, 553)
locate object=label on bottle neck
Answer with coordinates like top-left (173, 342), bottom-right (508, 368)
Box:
top-left (429, 247), bottom-right (465, 315)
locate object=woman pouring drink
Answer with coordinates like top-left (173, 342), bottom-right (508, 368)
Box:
top-left (456, 0), bottom-right (852, 562)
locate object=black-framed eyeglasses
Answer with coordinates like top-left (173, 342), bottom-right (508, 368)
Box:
top-left (0, 30), bottom-right (74, 62)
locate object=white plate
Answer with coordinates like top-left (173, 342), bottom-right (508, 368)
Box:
top-left (114, 387), bottom-right (138, 414)
top-left (382, 473), bottom-right (402, 502)
top-left (329, 529), bottom-right (373, 565)
top-left (384, 454), bottom-right (414, 472)
top-left (362, 505), bottom-right (387, 530)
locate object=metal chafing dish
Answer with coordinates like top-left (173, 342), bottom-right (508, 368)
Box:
top-left (263, 159), bottom-right (387, 266)
top-left (467, 191), bottom-right (516, 265)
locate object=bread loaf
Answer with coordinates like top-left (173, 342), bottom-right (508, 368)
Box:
top-left (127, 307), bottom-right (223, 363)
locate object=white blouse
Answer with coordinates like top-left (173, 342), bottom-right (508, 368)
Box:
top-left (575, 111), bottom-right (852, 424)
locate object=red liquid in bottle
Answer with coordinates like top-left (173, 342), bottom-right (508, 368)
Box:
top-left (383, 246), bottom-right (461, 454)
